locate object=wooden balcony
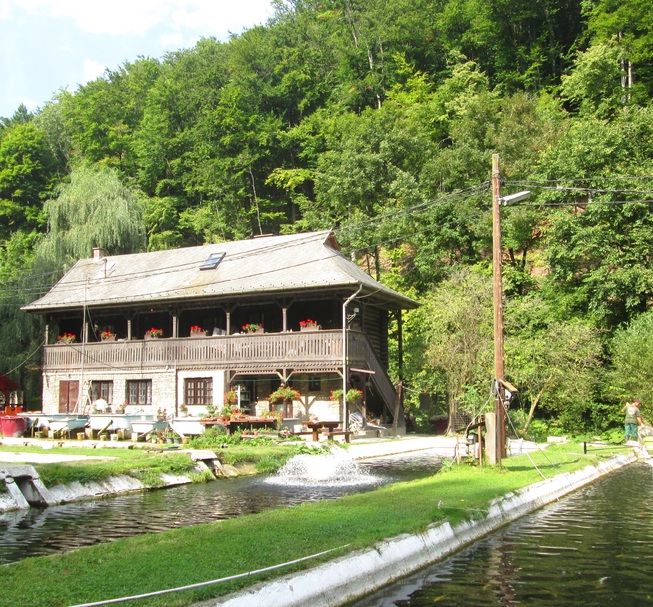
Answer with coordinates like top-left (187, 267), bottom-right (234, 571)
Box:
top-left (44, 330), bottom-right (364, 373)
top-left (44, 329), bottom-right (399, 417)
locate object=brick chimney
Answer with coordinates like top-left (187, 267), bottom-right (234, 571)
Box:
top-left (92, 247), bottom-right (106, 260)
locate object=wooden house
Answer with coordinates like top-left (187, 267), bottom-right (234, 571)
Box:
top-left (23, 231), bottom-right (418, 431)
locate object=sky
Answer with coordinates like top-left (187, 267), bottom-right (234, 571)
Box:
top-left (0, 0), bottom-right (275, 119)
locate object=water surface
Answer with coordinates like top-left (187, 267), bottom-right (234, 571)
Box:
top-left (0, 449), bottom-right (442, 564)
top-left (349, 462), bottom-right (653, 607)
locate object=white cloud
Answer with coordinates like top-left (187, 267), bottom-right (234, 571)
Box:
top-left (0, 0), bottom-right (274, 117)
top-left (83, 58), bottom-right (107, 84)
top-left (7, 0), bottom-right (273, 36)
top-left (0, 0), bottom-right (11, 20)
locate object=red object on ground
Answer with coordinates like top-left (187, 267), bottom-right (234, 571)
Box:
top-left (0, 416), bottom-right (27, 437)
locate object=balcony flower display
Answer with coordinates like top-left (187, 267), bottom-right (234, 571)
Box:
top-left (190, 325), bottom-right (207, 337)
top-left (145, 327), bottom-right (163, 338)
top-left (299, 319), bottom-right (320, 330)
top-left (100, 331), bottom-right (116, 341)
top-left (242, 323), bottom-right (263, 333)
top-left (268, 386), bottom-right (301, 404)
top-left (57, 333), bottom-right (76, 344)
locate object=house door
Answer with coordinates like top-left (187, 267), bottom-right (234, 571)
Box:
top-left (59, 380), bottom-right (79, 413)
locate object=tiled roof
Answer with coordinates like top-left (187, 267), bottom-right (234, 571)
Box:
top-left (23, 231), bottom-right (418, 312)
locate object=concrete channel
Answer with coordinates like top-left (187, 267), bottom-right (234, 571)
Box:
top-left (1, 435), bottom-right (645, 607)
top-left (200, 442), bottom-right (645, 607)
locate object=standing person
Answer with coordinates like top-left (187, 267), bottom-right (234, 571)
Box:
top-left (622, 399), bottom-right (643, 443)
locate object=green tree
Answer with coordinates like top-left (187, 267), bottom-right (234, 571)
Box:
top-left (586, 0), bottom-right (653, 102)
top-left (536, 107), bottom-right (653, 330)
top-left (609, 308), bottom-right (653, 416)
top-left (35, 164), bottom-right (146, 271)
top-left (560, 43), bottom-right (623, 117)
top-left (505, 297), bottom-right (602, 433)
top-left (0, 122), bottom-right (61, 241)
top-left (424, 267), bottom-right (494, 433)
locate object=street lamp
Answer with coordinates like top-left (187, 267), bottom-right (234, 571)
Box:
top-left (500, 191), bottom-right (531, 205)
top-left (492, 154), bottom-right (530, 466)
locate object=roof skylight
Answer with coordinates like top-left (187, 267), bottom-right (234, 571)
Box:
top-left (200, 252), bottom-right (225, 270)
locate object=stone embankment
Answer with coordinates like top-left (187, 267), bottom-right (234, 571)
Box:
top-left (0, 434), bottom-right (458, 513)
top-left (0, 439), bottom-right (225, 512)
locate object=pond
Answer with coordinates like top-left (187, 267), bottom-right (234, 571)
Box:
top-left (348, 462), bottom-right (653, 607)
top-left (0, 450), bottom-right (442, 564)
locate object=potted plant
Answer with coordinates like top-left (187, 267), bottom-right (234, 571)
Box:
top-left (242, 323), bottom-right (263, 333)
top-left (299, 319), bottom-right (320, 331)
top-left (156, 408), bottom-right (167, 420)
top-left (179, 404), bottom-right (188, 417)
top-left (190, 325), bottom-right (206, 337)
top-left (330, 388), bottom-right (364, 405)
top-left (268, 385), bottom-right (300, 419)
top-left (115, 402), bottom-right (127, 414)
top-left (100, 330), bottom-right (117, 342)
top-left (145, 327), bottom-right (163, 339)
top-left (224, 390), bottom-right (238, 407)
top-left (268, 386), bottom-right (301, 404)
top-left (57, 332), bottom-right (76, 344)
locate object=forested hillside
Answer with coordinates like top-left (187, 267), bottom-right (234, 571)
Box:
top-left (2, 0), bottom-right (653, 437)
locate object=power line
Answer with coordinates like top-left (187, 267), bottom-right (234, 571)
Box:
top-left (2, 173), bottom-right (653, 306)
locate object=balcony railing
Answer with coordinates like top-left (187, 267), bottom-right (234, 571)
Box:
top-left (44, 330), bottom-right (358, 372)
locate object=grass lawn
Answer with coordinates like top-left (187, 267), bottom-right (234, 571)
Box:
top-left (0, 438), bottom-right (324, 488)
top-left (0, 441), bottom-right (633, 607)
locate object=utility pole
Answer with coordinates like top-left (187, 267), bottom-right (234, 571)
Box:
top-left (491, 153), bottom-right (506, 466)
top-left (489, 158), bottom-right (530, 466)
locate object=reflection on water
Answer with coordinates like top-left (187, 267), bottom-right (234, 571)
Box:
top-left (0, 450), bottom-right (442, 564)
top-left (350, 463), bottom-right (653, 607)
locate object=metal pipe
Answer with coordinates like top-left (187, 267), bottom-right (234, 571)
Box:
top-left (342, 284), bottom-right (363, 426)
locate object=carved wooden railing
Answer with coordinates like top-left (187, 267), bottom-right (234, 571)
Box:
top-left (44, 330), bottom-right (354, 371)
top-left (44, 329), bottom-right (400, 412)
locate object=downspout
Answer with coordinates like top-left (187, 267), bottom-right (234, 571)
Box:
top-left (342, 284), bottom-right (363, 426)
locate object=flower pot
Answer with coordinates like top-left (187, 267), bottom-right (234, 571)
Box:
top-left (300, 325), bottom-right (319, 331)
top-left (101, 336), bottom-right (116, 342)
top-left (145, 334), bottom-right (160, 340)
top-left (190, 331), bottom-right (207, 338)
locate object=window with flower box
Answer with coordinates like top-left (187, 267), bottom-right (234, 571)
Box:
top-left (126, 380), bottom-right (152, 406)
top-left (185, 378), bottom-right (212, 406)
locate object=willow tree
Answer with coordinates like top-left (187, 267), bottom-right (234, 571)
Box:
top-left (35, 163), bottom-right (146, 273)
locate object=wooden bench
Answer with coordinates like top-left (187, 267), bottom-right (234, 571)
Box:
top-left (323, 430), bottom-right (352, 443)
